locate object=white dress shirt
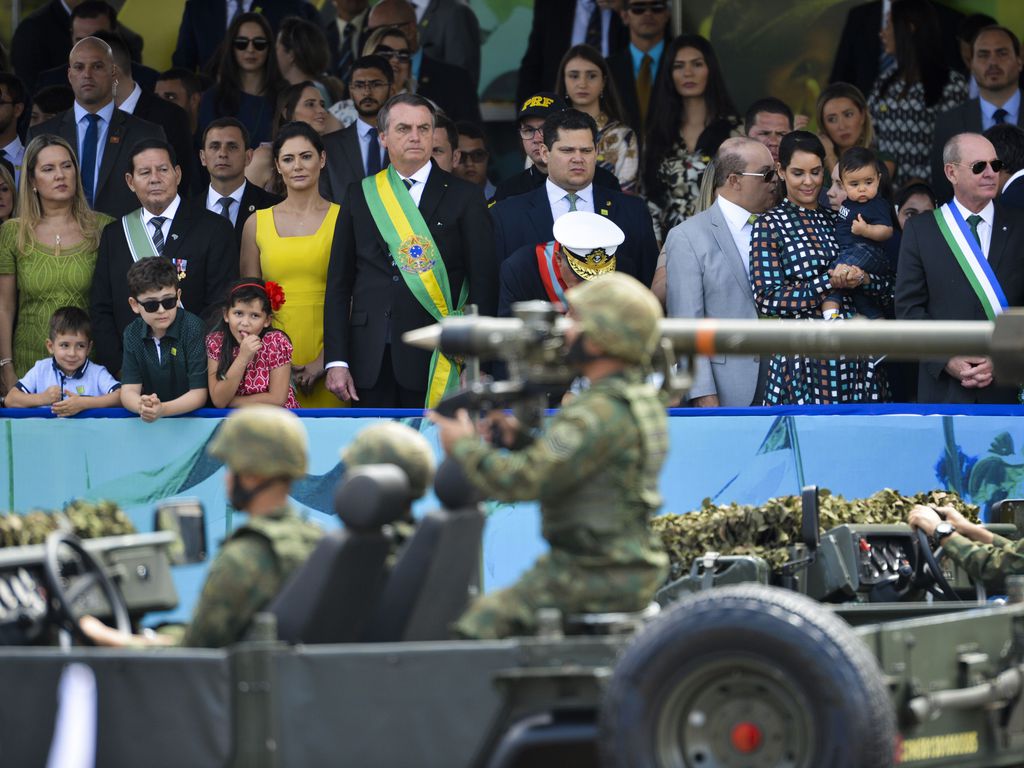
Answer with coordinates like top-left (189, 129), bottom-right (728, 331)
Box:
top-left (952, 196), bottom-right (995, 259)
top-left (206, 182), bottom-right (246, 226)
top-left (410, 0), bottom-right (429, 22)
top-left (142, 194), bottom-right (182, 247)
top-left (546, 179), bottom-right (595, 219)
top-left (716, 195), bottom-right (758, 276)
top-left (2, 135), bottom-right (24, 186)
top-left (118, 83), bottom-right (143, 115)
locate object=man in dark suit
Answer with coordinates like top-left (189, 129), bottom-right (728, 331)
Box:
top-left (321, 55), bottom-right (394, 203)
top-left (172, 0), bottom-right (319, 73)
top-left (90, 138), bottom-right (238, 373)
top-left (192, 118), bottom-right (281, 248)
top-left (896, 132), bottom-right (1024, 403)
top-left (417, 0), bottom-right (482, 88)
top-left (932, 26), bottom-right (1024, 203)
top-left (324, 93), bottom-right (496, 408)
top-left (324, 0), bottom-right (370, 81)
top-left (987, 123), bottom-right (1024, 210)
top-left (490, 109), bottom-right (658, 286)
top-left (516, 0), bottom-right (629, 108)
top-left (367, 0), bottom-right (481, 125)
top-left (606, 0), bottom-right (670, 135)
top-left (30, 37), bottom-right (166, 219)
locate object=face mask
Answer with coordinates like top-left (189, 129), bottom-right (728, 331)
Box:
top-left (228, 473), bottom-right (279, 512)
top-left (565, 332), bottom-right (599, 368)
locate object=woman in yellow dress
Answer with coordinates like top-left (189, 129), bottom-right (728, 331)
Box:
top-left (240, 121), bottom-right (343, 408)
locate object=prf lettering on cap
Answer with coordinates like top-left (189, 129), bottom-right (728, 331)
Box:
top-left (522, 96), bottom-right (554, 111)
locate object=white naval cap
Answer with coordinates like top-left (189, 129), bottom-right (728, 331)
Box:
top-left (553, 211), bottom-right (624, 280)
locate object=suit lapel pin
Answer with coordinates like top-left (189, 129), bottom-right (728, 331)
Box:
top-left (171, 233), bottom-right (179, 240)
top-left (600, 209), bottom-right (609, 215)
top-left (1003, 225), bottom-right (1008, 231)
top-left (248, 205), bottom-right (255, 212)
top-left (109, 135), bottom-right (120, 144)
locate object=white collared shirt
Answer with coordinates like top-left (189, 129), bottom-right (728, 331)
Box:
top-left (410, 0), bottom-right (429, 22)
top-left (716, 195), bottom-right (759, 276)
top-left (141, 194), bottom-right (182, 246)
top-left (206, 182), bottom-right (245, 226)
top-left (546, 179), bottom-right (595, 219)
top-left (398, 161), bottom-right (432, 207)
top-left (952, 196), bottom-right (995, 259)
top-left (118, 83), bottom-right (143, 115)
top-left (357, 118), bottom-right (385, 176)
top-left (73, 99), bottom-right (116, 196)
top-left (1, 135), bottom-right (24, 186)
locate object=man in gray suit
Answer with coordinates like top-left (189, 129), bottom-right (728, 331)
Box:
top-left (665, 137), bottom-right (777, 407)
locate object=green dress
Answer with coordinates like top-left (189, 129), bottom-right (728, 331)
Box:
top-left (0, 215), bottom-right (113, 376)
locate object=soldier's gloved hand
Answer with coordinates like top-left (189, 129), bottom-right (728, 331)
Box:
top-left (427, 408), bottom-right (475, 453)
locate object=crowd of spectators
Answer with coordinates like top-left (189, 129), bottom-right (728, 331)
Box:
top-left (0, 0), bottom-right (1019, 415)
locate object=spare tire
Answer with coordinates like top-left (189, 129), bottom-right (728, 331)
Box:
top-left (598, 584), bottom-right (895, 768)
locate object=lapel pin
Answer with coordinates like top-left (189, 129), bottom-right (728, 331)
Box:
top-left (248, 204), bottom-right (255, 212)
top-left (600, 209), bottom-right (609, 215)
top-left (171, 233), bottom-right (179, 240)
top-left (1003, 226), bottom-right (1008, 231)
top-left (109, 135), bottom-right (120, 144)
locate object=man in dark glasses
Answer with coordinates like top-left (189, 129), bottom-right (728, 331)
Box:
top-left (606, 0), bottom-right (671, 135)
top-left (664, 138), bottom-right (777, 408)
top-left (896, 131), bottom-right (1024, 404)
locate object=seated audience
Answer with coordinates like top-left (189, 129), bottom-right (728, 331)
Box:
top-left (119, 257), bottom-right (208, 422)
top-left (206, 278), bottom-right (298, 409)
top-left (0, 135), bottom-right (111, 394)
top-left (745, 97), bottom-right (793, 164)
top-left (556, 44), bottom-right (638, 193)
top-left (453, 121), bottom-right (494, 200)
top-left (5, 306), bottom-right (120, 414)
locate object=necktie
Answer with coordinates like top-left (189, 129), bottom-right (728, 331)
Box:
top-left (217, 196), bottom-right (233, 220)
top-left (637, 54), bottom-right (653, 127)
top-left (747, 214), bottom-right (759, 226)
top-left (585, 3), bottom-right (602, 52)
top-left (567, 192), bottom-right (579, 212)
top-left (994, 108), bottom-right (1009, 125)
top-left (366, 128), bottom-right (382, 175)
top-left (81, 113), bottom-right (100, 208)
top-left (966, 213), bottom-right (983, 248)
top-left (403, 178), bottom-right (414, 191)
top-left (150, 216), bottom-right (167, 255)
top-left (337, 21), bottom-right (356, 80)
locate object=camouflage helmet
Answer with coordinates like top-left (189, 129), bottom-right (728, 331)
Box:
top-left (566, 272), bottom-right (663, 364)
top-left (208, 406), bottom-right (308, 479)
top-left (341, 422), bottom-right (436, 500)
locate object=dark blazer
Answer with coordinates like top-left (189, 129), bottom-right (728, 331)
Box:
top-left (930, 96), bottom-right (1024, 203)
top-left (187, 181), bottom-right (282, 248)
top-left (320, 124), bottom-right (371, 204)
top-left (895, 201), bottom-right (1024, 403)
top-left (491, 164), bottom-right (621, 203)
top-left (498, 242), bottom-right (557, 317)
top-left (418, 55), bottom-right (482, 125)
top-left (829, 0), bottom-right (964, 98)
top-left (1001, 175), bottom-right (1024, 210)
top-left (35, 61), bottom-right (160, 95)
top-left (490, 183), bottom-right (659, 286)
top-left (418, 0), bottom-right (482, 87)
top-left (324, 8), bottom-right (368, 80)
top-left (132, 91), bottom-right (196, 195)
top-left (323, 164), bottom-right (497, 391)
top-left (172, 0), bottom-right (319, 72)
top-left (516, 0), bottom-right (628, 107)
top-left (607, 44), bottom-right (667, 136)
top-left (30, 107), bottom-right (166, 219)
top-left (89, 204), bottom-right (239, 372)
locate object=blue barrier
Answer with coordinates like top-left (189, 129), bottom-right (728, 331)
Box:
top-left (4, 405), bottom-right (1024, 623)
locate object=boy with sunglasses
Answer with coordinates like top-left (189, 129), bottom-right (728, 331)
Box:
top-left (120, 257), bottom-right (208, 422)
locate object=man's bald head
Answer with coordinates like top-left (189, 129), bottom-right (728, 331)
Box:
top-left (368, 0), bottom-right (419, 50)
top-left (713, 137), bottom-right (777, 213)
top-left (944, 132), bottom-right (1001, 210)
top-left (70, 35), bottom-right (113, 63)
top-left (68, 36), bottom-right (116, 109)
top-left (714, 138), bottom-right (772, 188)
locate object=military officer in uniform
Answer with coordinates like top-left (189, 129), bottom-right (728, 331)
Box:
top-left (79, 406), bottom-right (323, 647)
top-left (908, 503), bottom-right (1024, 590)
top-left (429, 272), bottom-right (670, 639)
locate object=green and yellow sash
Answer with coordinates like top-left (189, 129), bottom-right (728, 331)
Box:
top-left (362, 167), bottom-right (467, 407)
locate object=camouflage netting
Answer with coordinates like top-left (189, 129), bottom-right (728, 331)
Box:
top-left (652, 489), bottom-right (981, 577)
top-left (0, 500), bottom-right (135, 548)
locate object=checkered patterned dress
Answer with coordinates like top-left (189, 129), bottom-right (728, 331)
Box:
top-left (750, 199), bottom-right (890, 405)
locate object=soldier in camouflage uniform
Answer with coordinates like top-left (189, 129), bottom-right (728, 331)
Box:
top-left (429, 272), bottom-right (670, 639)
top-left (79, 406), bottom-right (323, 648)
top-left (909, 503), bottom-right (1024, 591)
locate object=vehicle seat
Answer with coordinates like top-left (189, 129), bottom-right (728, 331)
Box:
top-left (362, 458), bottom-right (485, 642)
top-left (269, 465), bottom-right (410, 644)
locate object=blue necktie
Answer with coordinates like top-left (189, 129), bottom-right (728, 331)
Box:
top-left (994, 108), bottom-right (1009, 125)
top-left (80, 113), bottom-right (100, 208)
top-left (366, 128), bottom-right (381, 176)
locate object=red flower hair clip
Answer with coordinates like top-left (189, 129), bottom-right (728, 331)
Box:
top-left (264, 281), bottom-right (286, 312)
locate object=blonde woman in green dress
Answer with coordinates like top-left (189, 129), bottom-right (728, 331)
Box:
top-left (0, 135), bottom-right (110, 392)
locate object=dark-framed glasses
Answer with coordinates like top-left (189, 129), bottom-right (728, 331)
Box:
top-left (957, 159), bottom-right (1004, 174)
top-left (350, 80), bottom-right (389, 92)
top-left (233, 36), bottom-right (269, 51)
top-left (629, 2), bottom-right (669, 13)
top-left (737, 168), bottom-right (778, 183)
top-left (518, 125), bottom-right (543, 139)
top-left (136, 296), bottom-right (178, 313)
top-left (459, 149), bottom-right (489, 164)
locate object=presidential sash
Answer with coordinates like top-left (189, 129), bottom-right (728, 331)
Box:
top-left (122, 208), bottom-right (160, 263)
top-left (536, 241), bottom-right (567, 307)
top-left (934, 204), bottom-right (1008, 321)
top-left (362, 167), bottom-right (468, 407)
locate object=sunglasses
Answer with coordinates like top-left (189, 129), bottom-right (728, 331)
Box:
top-left (135, 296), bottom-right (178, 313)
top-left (459, 149), bottom-right (489, 163)
top-left (629, 2), bottom-right (668, 13)
top-left (376, 48), bottom-right (411, 62)
top-left (957, 159), bottom-right (1004, 174)
top-left (233, 36), bottom-right (269, 52)
top-left (737, 168), bottom-right (778, 183)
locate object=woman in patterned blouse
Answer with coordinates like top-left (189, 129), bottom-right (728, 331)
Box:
top-left (750, 132), bottom-right (892, 405)
top-left (642, 34), bottom-right (740, 241)
top-left (868, 0), bottom-right (967, 187)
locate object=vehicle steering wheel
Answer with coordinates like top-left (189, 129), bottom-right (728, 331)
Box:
top-left (914, 527), bottom-right (960, 602)
top-left (43, 531), bottom-right (131, 640)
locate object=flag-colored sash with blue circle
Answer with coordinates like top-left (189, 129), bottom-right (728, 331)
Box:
top-left (362, 167), bottom-right (467, 407)
top-left (934, 204), bottom-right (1008, 320)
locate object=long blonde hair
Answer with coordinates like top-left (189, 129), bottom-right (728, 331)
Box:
top-left (16, 134), bottom-right (101, 253)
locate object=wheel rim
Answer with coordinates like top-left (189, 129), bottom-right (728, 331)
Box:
top-left (654, 656), bottom-right (815, 768)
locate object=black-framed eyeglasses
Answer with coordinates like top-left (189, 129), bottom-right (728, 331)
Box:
top-left (233, 36), bottom-right (269, 52)
top-left (459, 149), bottom-right (489, 164)
top-left (136, 296), bottom-right (178, 313)
top-left (376, 48), bottom-right (411, 63)
top-left (629, 2), bottom-right (669, 13)
top-left (350, 80), bottom-right (389, 92)
top-left (518, 125), bottom-right (543, 139)
top-left (956, 159), bottom-right (1004, 174)
top-left (736, 168), bottom-right (778, 183)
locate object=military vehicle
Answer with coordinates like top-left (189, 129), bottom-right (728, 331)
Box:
top-left (3, 311), bottom-right (1024, 768)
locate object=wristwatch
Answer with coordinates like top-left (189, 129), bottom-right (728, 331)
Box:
top-left (931, 521), bottom-right (956, 547)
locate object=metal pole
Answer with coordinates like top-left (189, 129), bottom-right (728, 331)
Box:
top-left (672, 0), bottom-right (684, 36)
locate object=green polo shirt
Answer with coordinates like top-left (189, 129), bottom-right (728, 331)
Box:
top-left (121, 309), bottom-right (207, 402)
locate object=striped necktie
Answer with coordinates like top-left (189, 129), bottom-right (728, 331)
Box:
top-left (150, 216), bottom-right (167, 255)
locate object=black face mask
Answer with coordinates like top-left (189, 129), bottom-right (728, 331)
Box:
top-left (565, 332), bottom-right (599, 368)
top-left (228, 474), bottom-right (280, 512)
